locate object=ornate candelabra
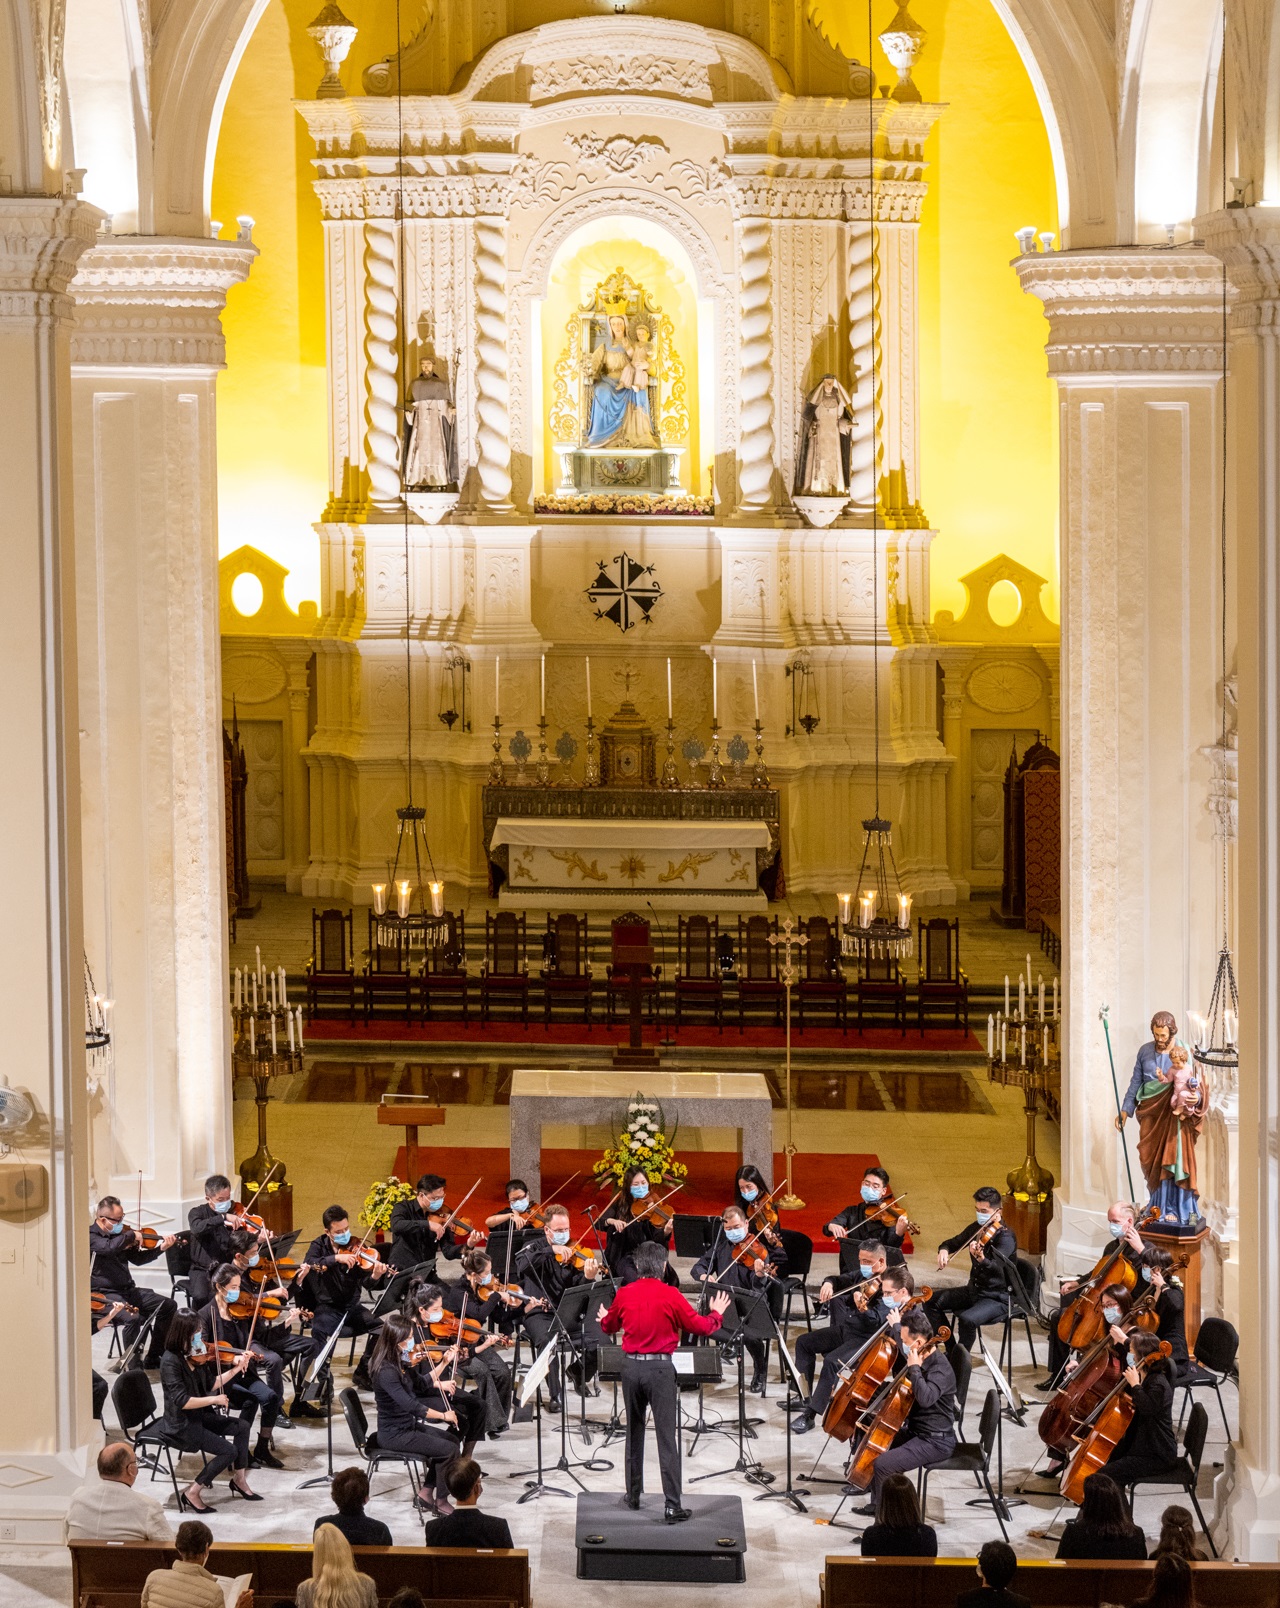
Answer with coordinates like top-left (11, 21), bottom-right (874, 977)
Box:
top-left (751, 720), bottom-right (769, 788)
top-left (489, 716), bottom-right (505, 784)
top-left (986, 964), bottom-right (1060, 1213)
top-left (583, 716), bottom-right (601, 786)
top-left (231, 955), bottom-right (304, 1189)
top-left (706, 719), bottom-right (725, 789)
top-left (661, 718), bottom-right (680, 788)
top-left (536, 717), bottom-right (551, 785)
top-left (768, 918), bottom-right (809, 1210)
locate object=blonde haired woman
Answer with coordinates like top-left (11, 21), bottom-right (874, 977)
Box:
top-left (295, 1523), bottom-right (377, 1608)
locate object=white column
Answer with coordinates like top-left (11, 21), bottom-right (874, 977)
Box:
top-left (735, 213), bottom-right (778, 516)
top-left (472, 214), bottom-right (514, 514)
top-left (845, 221), bottom-right (876, 513)
top-left (1015, 248), bottom-right (1227, 1273)
top-left (362, 216), bottom-right (402, 510)
top-left (1201, 209), bottom-right (1280, 1559)
top-left (0, 193), bottom-right (99, 1543)
top-left (72, 236), bottom-right (255, 1226)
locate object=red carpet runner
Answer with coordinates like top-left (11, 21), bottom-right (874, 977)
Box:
top-left (387, 1145), bottom-right (888, 1246)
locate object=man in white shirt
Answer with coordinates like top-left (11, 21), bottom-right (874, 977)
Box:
top-left (65, 1442), bottom-right (174, 1542)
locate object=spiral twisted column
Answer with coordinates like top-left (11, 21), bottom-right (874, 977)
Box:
top-left (736, 214), bottom-right (777, 513)
top-left (846, 222), bottom-right (877, 512)
top-left (473, 216), bottom-right (514, 513)
top-left (362, 218), bottom-right (402, 507)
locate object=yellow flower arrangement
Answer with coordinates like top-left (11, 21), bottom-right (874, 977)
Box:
top-left (593, 1092), bottom-right (689, 1188)
top-left (360, 1174), bottom-right (416, 1232)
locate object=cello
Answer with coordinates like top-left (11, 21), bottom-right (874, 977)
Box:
top-left (1055, 1207), bottom-right (1157, 1351)
top-left (821, 1286), bottom-right (932, 1443)
top-left (843, 1324), bottom-right (951, 1491)
top-left (1059, 1339), bottom-right (1172, 1503)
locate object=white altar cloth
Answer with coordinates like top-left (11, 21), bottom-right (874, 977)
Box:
top-left (492, 817), bottom-right (769, 909)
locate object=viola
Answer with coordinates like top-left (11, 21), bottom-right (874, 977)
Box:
top-left (728, 1226), bottom-right (778, 1272)
top-left (427, 1312), bottom-right (485, 1346)
top-left (1055, 1207), bottom-right (1157, 1351)
top-left (820, 1287), bottom-right (932, 1442)
top-left (844, 1325), bottom-right (951, 1491)
top-left (408, 1341), bottom-right (450, 1367)
top-left (429, 1210), bottom-right (485, 1243)
top-left (1059, 1341), bottom-right (1172, 1503)
top-left (90, 1291), bottom-right (139, 1319)
top-left (208, 1337), bottom-right (261, 1371)
top-left (349, 1244), bottom-right (385, 1272)
top-left (628, 1181), bottom-right (683, 1232)
top-left (117, 1223), bottom-right (172, 1251)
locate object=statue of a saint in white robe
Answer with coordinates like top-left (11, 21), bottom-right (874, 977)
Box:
top-left (404, 357), bottom-right (456, 488)
top-left (795, 374), bottom-right (855, 496)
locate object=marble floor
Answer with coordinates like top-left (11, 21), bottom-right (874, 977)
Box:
top-left (1, 1246), bottom-right (1230, 1608)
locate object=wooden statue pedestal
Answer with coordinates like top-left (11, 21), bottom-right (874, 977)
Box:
top-left (1001, 1190), bottom-right (1053, 1258)
top-left (1144, 1221), bottom-right (1210, 1346)
top-left (256, 1185), bottom-right (293, 1238)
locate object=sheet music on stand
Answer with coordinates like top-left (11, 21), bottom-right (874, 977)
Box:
top-left (976, 1334), bottom-right (1027, 1424)
top-left (519, 1337), bottom-right (558, 1409)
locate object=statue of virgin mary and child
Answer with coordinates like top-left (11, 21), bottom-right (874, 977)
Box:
top-left (582, 314), bottom-right (660, 449)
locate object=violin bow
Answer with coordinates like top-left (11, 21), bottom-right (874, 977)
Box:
top-left (242, 1162), bottom-right (282, 1222)
top-left (435, 1177), bottom-right (482, 1239)
top-left (542, 1168), bottom-right (582, 1207)
top-left (450, 1289), bottom-right (467, 1384)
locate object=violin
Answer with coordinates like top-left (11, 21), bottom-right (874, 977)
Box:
top-left (227, 1203), bottom-right (267, 1233)
top-left (627, 1182), bottom-right (683, 1232)
top-left (862, 1191), bottom-right (922, 1237)
top-left (1059, 1340), bottom-right (1173, 1503)
top-left (963, 1213), bottom-right (1003, 1259)
top-left (744, 1186), bottom-right (781, 1233)
top-left (408, 1340), bottom-right (450, 1367)
top-left (427, 1178), bottom-right (486, 1246)
top-left (90, 1291), bottom-right (138, 1319)
top-left (117, 1223), bottom-right (172, 1251)
top-left (844, 1325), bottom-right (951, 1491)
top-left (229, 1288), bottom-right (290, 1323)
top-left (427, 1312), bottom-right (486, 1347)
top-left (349, 1244), bottom-right (386, 1272)
top-left (820, 1287), bottom-right (932, 1442)
top-left (1055, 1207), bottom-right (1158, 1351)
top-left (208, 1337), bottom-right (263, 1371)
top-left (552, 1242), bottom-right (598, 1272)
top-left (728, 1226), bottom-right (779, 1273)
top-left (521, 1171), bottom-right (584, 1231)
top-left (817, 1272), bottom-right (881, 1319)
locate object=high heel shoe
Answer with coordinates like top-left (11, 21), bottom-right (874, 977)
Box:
top-left (229, 1479), bottom-right (263, 1502)
top-left (179, 1487), bottom-right (213, 1514)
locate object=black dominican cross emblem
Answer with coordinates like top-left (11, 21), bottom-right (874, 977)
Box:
top-left (585, 552), bottom-right (662, 633)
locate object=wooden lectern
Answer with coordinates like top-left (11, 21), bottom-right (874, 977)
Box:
top-left (611, 938), bottom-right (658, 1066)
top-left (377, 1100), bottom-right (446, 1181)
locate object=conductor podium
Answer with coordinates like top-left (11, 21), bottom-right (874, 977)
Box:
top-left (574, 1491), bottom-right (747, 1582)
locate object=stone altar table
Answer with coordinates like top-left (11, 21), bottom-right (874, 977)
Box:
top-left (508, 1069), bottom-right (774, 1200)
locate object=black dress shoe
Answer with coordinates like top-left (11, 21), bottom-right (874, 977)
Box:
top-left (625, 1492), bottom-right (641, 1510)
top-left (544, 1395), bottom-right (561, 1414)
top-left (664, 1502), bottom-right (692, 1524)
top-left (791, 1412), bottom-right (817, 1435)
top-left (1035, 1379), bottom-right (1058, 1393)
top-left (749, 1372), bottom-right (767, 1395)
top-left (351, 1366), bottom-right (372, 1391)
top-left (289, 1398), bottom-right (326, 1419)
top-left (253, 1443), bottom-right (284, 1470)
top-left (852, 1503), bottom-right (876, 1517)
top-left (781, 1394), bottom-right (811, 1412)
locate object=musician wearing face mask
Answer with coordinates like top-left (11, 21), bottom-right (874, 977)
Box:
top-left (924, 1187), bottom-right (1018, 1350)
top-left (388, 1174), bottom-right (484, 1275)
top-left (691, 1205), bottom-right (787, 1395)
top-left (823, 1167), bottom-right (910, 1276)
top-left (1039, 1202), bottom-right (1147, 1389)
top-left (188, 1175), bottom-right (267, 1309)
top-left (158, 1311), bottom-right (258, 1512)
top-left (1098, 1331), bottom-right (1180, 1494)
top-left (1043, 1283), bottom-right (1136, 1478)
top-left (403, 1282), bottom-right (488, 1449)
top-left (368, 1313), bottom-right (463, 1518)
top-left (792, 1263), bottom-right (913, 1435)
top-left (225, 1230), bottom-right (321, 1419)
top-left (302, 1205), bottom-right (392, 1391)
top-left (439, 1252), bottom-right (516, 1435)
top-left (1136, 1249), bottom-right (1191, 1380)
top-left (89, 1197), bottom-right (177, 1372)
top-left (852, 1307), bottom-right (958, 1514)
top-left (515, 1205), bottom-right (600, 1413)
top-left (195, 1264), bottom-right (285, 1470)
top-left (484, 1179), bottom-right (537, 1262)
top-left (600, 1166), bottom-right (673, 1283)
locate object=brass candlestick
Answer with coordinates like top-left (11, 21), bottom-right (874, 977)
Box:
top-left (751, 720), bottom-right (769, 788)
top-left (583, 717), bottom-right (600, 786)
top-left (489, 716), bottom-right (505, 784)
top-left (536, 717), bottom-right (551, 785)
top-left (769, 918), bottom-right (809, 1209)
top-left (661, 718), bottom-right (680, 788)
top-left (706, 719), bottom-right (725, 789)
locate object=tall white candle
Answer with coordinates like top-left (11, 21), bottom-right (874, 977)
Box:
top-left (1026, 953), bottom-right (1032, 988)
top-left (1053, 977), bottom-right (1058, 1019)
top-left (255, 945), bottom-right (261, 976)
top-left (752, 661), bottom-right (759, 721)
top-left (1000, 1020), bottom-right (1007, 1060)
top-left (296, 1007), bottom-right (304, 1052)
top-left (585, 657), bottom-right (592, 718)
top-left (249, 1018), bottom-right (255, 1055)
top-left (987, 1014), bottom-right (994, 1058)
top-left (1043, 1026), bottom-right (1048, 1061)
top-left (495, 655), bottom-right (500, 716)
top-left (251, 972), bottom-right (257, 1010)
top-left (1004, 975), bottom-right (1010, 1015)
top-left (1038, 978), bottom-right (1044, 1018)
top-left (540, 654), bottom-right (545, 718)
top-left (1018, 976), bottom-right (1026, 1019)
top-left (287, 1011), bottom-right (295, 1052)
top-left (1020, 1025), bottom-right (1026, 1065)
top-left (666, 658), bottom-right (672, 720)
top-left (271, 1016), bottom-right (277, 1054)
top-left (712, 657), bottom-right (718, 720)
top-left (234, 969), bottom-right (241, 1009)
top-left (280, 967), bottom-right (287, 1008)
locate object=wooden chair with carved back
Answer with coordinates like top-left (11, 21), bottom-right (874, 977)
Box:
top-left (363, 911), bottom-right (412, 1023)
top-left (916, 915), bottom-right (969, 1032)
top-left (605, 912), bottom-right (659, 1026)
top-left (674, 914), bottom-right (723, 1030)
top-left (481, 910), bottom-right (530, 1026)
top-left (796, 915), bottom-right (847, 1033)
top-left (306, 907), bottom-right (356, 1022)
top-left (737, 913), bottom-right (783, 1032)
top-left (855, 952), bottom-right (908, 1034)
top-left (420, 910), bottom-right (469, 1025)
top-left (542, 912), bottom-right (593, 1027)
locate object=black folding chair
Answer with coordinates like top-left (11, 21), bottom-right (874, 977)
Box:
top-left (111, 1370), bottom-right (200, 1507)
top-left (1176, 1316), bottom-right (1238, 1439)
top-left (917, 1387), bottom-right (1009, 1541)
top-left (1122, 1401), bottom-right (1219, 1557)
top-left (339, 1386), bottom-right (432, 1504)
top-left (777, 1228), bottom-right (815, 1339)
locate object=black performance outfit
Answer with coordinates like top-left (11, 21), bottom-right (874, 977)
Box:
top-left (822, 1200), bottom-right (907, 1277)
top-left (801, 1288), bottom-right (897, 1420)
top-left (387, 1199), bottom-right (467, 1275)
top-left (195, 1299), bottom-right (282, 1443)
top-left (187, 1203), bottom-right (240, 1309)
top-left (864, 1348), bottom-right (958, 1501)
top-left (1103, 1366), bottom-right (1181, 1492)
top-left (600, 1276), bottom-right (723, 1506)
top-left (88, 1224), bottom-right (176, 1370)
top-left (1045, 1239), bottom-right (1145, 1377)
top-left (441, 1281), bottom-right (514, 1433)
top-left (1055, 1518), bottom-right (1148, 1559)
top-left (312, 1509), bottom-right (393, 1547)
top-left (859, 1520), bottom-right (939, 1557)
top-left (926, 1219), bottom-right (1018, 1350)
top-left (422, 1506), bottom-right (514, 1548)
top-left (516, 1238), bottom-right (598, 1406)
top-left (301, 1234), bottom-right (387, 1373)
top-left (159, 1351), bottom-right (251, 1486)
top-left (691, 1236), bottom-right (786, 1383)
top-left (1151, 1284), bottom-right (1192, 1382)
top-left (601, 1204), bottom-right (670, 1283)
top-left (371, 1361), bottom-right (461, 1501)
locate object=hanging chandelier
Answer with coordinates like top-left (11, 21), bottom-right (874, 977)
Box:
top-left (370, 7), bottom-right (447, 954)
top-left (84, 954), bottom-right (111, 1062)
top-left (838, 25), bottom-right (912, 964)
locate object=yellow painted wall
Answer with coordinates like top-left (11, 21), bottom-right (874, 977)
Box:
top-left (213, 0), bottom-right (1059, 620)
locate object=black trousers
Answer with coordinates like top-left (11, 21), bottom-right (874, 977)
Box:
top-left (868, 1432), bottom-right (956, 1499)
top-left (926, 1287), bottom-right (1010, 1350)
top-left (175, 1410), bottom-right (251, 1485)
top-left (621, 1355), bottom-right (682, 1504)
top-left (92, 1370), bottom-right (108, 1421)
top-left (253, 1335), bottom-right (316, 1400)
top-left (379, 1424), bottom-right (461, 1497)
top-left (1104, 1453), bottom-right (1184, 1494)
top-left (796, 1326), bottom-right (853, 1391)
top-left (522, 1312), bottom-right (596, 1401)
top-left (311, 1302), bottom-right (382, 1368)
top-left (807, 1336), bottom-right (865, 1416)
top-left (460, 1348), bottom-right (514, 1432)
top-left (114, 1288), bottom-right (177, 1367)
top-left (227, 1374), bottom-right (281, 1438)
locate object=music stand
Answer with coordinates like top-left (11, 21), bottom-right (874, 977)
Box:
top-left (747, 1287), bottom-right (812, 1512)
top-left (688, 1297), bottom-right (771, 1486)
top-left (672, 1214), bottom-right (721, 1260)
top-left (296, 1321), bottom-right (346, 1489)
top-left (509, 1338), bottom-right (572, 1503)
top-left (971, 1334), bottom-right (1026, 1518)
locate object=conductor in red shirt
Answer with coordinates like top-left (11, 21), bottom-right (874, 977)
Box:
top-left (598, 1241), bottom-right (731, 1523)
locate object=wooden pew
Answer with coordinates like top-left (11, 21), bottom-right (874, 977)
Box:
top-left (69, 1539), bottom-right (531, 1608)
top-left (819, 1557), bottom-right (1280, 1608)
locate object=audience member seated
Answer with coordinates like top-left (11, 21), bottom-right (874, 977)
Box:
top-left (858, 1473), bottom-right (938, 1557)
top-left (296, 1523), bottom-right (377, 1608)
top-left (64, 1442), bottom-right (174, 1542)
top-left (1055, 1471), bottom-right (1148, 1560)
top-left (1132, 1553), bottom-right (1196, 1608)
top-left (1151, 1505), bottom-right (1210, 1563)
top-left (312, 1467), bottom-right (393, 1549)
top-left (955, 1541), bottom-right (1032, 1608)
top-left (421, 1457), bottom-right (514, 1550)
top-left (389, 1592), bottom-right (426, 1608)
top-left (140, 1520), bottom-right (251, 1608)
